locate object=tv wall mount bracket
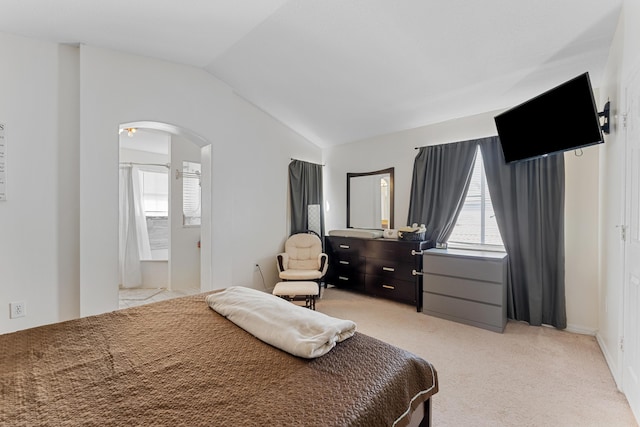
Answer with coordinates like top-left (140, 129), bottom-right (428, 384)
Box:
top-left (599, 101), bottom-right (610, 134)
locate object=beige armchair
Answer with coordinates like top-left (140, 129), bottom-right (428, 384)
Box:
top-left (277, 233), bottom-right (328, 282)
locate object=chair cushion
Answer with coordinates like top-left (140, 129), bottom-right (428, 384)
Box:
top-left (279, 270), bottom-right (323, 280)
top-left (272, 281), bottom-right (319, 296)
top-left (285, 233), bottom-right (322, 271)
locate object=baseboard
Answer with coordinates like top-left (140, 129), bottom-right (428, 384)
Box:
top-left (565, 323), bottom-right (597, 336)
top-left (595, 332), bottom-right (639, 427)
top-left (595, 332), bottom-right (622, 391)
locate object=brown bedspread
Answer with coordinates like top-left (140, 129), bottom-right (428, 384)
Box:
top-left (1, 292), bottom-right (438, 426)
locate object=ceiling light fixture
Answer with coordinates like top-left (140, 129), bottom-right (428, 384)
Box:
top-left (119, 127), bottom-right (137, 137)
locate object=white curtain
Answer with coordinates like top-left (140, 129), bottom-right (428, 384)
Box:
top-left (119, 166), bottom-right (152, 288)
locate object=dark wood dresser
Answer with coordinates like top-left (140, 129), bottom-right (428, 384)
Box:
top-left (325, 236), bottom-right (432, 311)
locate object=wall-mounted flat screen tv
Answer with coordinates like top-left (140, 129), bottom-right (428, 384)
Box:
top-left (494, 72), bottom-right (604, 163)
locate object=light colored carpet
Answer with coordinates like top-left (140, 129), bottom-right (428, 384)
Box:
top-left (317, 287), bottom-right (637, 427)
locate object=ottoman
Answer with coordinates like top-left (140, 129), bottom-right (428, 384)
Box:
top-left (272, 281), bottom-right (319, 310)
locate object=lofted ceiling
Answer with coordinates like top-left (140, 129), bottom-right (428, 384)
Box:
top-left (0, 0), bottom-right (623, 147)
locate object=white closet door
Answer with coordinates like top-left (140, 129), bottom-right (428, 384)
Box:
top-left (623, 63), bottom-right (640, 422)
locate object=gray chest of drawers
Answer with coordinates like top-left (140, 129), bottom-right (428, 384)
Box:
top-left (422, 248), bottom-right (508, 332)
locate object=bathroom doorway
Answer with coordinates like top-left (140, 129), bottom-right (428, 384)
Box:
top-left (117, 122), bottom-right (211, 307)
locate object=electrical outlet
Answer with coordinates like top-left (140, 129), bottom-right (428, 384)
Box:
top-left (10, 301), bottom-right (26, 319)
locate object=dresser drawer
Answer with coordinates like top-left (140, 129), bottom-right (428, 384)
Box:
top-left (366, 258), bottom-right (415, 281)
top-left (421, 250), bottom-right (507, 332)
top-left (365, 275), bottom-right (416, 304)
top-left (423, 254), bottom-right (504, 283)
top-left (424, 273), bottom-right (503, 305)
top-left (365, 239), bottom-right (422, 264)
top-left (423, 293), bottom-right (506, 331)
top-left (331, 253), bottom-right (364, 270)
top-left (326, 236), bottom-right (364, 255)
top-left (332, 271), bottom-right (364, 291)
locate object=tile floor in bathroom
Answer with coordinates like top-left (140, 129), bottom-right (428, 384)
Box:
top-left (118, 287), bottom-right (201, 310)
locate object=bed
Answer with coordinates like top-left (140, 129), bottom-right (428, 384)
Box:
top-left (0, 290), bottom-right (438, 426)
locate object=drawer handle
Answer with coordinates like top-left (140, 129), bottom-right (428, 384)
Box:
top-left (382, 284), bottom-right (395, 290)
top-left (339, 260), bottom-right (350, 265)
top-left (411, 249), bottom-right (425, 256)
top-left (339, 244), bottom-right (350, 249)
top-left (412, 269), bottom-right (424, 276)
top-left (382, 267), bottom-right (395, 272)
top-left (338, 276), bottom-right (349, 281)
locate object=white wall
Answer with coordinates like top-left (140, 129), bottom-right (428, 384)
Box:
top-left (78, 45), bottom-right (321, 317)
top-left (564, 145), bottom-right (600, 333)
top-left (324, 110), bottom-right (601, 333)
top-left (57, 44), bottom-right (81, 322)
top-left (119, 147), bottom-right (170, 166)
top-left (0, 35), bottom-right (320, 333)
top-left (170, 134), bottom-right (201, 291)
top-left (0, 34), bottom-right (80, 332)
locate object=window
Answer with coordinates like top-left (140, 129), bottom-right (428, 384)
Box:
top-left (448, 148), bottom-right (504, 250)
top-left (182, 161), bottom-right (201, 226)
top-left (380, 177), bottom-right (390, 229)
top-left (140, 170), bottom-right (169, 216)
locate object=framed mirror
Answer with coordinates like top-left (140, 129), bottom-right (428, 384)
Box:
top-left (347, 167), bottom-right (394, 229)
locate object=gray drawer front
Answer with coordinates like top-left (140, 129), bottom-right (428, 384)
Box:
top-left (424, 273), bottom-right (503, 305)
top-left (424, 255), bottom-right (504, 283)
top-left (424, 293), bottom-right (504, 329)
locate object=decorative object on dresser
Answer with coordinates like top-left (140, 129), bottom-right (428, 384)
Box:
top-left (422, 248), bottom-right (508, 332)
top-left (325, 232), bottom-right (433, 311)
top-left (398, 223), bottom-right (426, 241)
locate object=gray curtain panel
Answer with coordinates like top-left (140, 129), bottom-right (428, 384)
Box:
top-left (288, 160), bottom-right (325, 238)
top-left (479, 136), bottom-right (566, 329)
top-left (407, 140), bottom-right (479, 244)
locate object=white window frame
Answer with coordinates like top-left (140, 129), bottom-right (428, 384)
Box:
top-left (182, 161), bottom-right (201, 227)
top-left (139, 168), bottom-right (169, 217)
top-left (447, 147), bottom-right (505, 252)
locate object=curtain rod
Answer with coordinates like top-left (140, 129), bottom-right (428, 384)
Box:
top-left (415, 136), bottom-right (498, 149)
top-left (119, 162), bottom-right (170, 168)
top-left (290, 158), bottom-right (325, 166)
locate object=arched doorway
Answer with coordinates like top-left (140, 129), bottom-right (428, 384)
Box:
top-left (117, 121), bottom-right (212, 306)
